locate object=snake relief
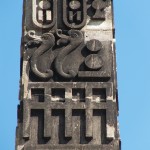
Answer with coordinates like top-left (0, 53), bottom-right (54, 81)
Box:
top-left (30, 33), bottom-right (55, 79)
top-left (55, 30), bottom-right (84, 78)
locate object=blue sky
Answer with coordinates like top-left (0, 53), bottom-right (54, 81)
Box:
top-left (0, 0), bottom-right (150, 149)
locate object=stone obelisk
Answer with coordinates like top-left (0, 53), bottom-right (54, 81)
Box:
top-left (16, 0), bottom-right (120, 149)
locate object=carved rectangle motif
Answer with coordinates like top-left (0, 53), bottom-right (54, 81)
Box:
top-left (22, 82), bottom-right (116, 146)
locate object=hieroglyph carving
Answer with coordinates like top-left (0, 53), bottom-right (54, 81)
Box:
top-left (32, 0), bottom-right (57, 28)
top-left (26, 30), bottom-right (110, 80)
top-left (30, 33), bottom-right (55, 78)
top-left (32, 0), bottom-right (110, 29)
top-left (92, 0), bottom-right (109, 20)
top-left (55, 30), bottom-right (84, 78)
top-left (63, 0), bottom-right (87, 28)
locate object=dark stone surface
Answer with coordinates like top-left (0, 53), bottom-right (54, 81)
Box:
top-left (16, 0), bottom-right (120, 149)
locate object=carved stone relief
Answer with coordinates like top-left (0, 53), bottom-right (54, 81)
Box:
top-left (91, 0), bottom-right (110, 20)
top-left (63, 0), bottom-right (87, 28)
top-left (32, 0), bottom-right (57, 28)
top-left (24, 31), bottom-right (112, 81)
top-left (16, 0), bottom-right (120, 150)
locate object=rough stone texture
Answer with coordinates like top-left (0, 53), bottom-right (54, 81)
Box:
top-left (16, 0), bottom-right (121, 149)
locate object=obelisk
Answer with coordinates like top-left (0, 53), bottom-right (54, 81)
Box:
top-left (16, 0), bottom-right (121, 149)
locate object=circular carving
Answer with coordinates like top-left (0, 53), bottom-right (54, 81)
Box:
top-left (85, 54), bottom-right (103, 69)
top-left (69, 0), bottom-right (81, 10)
top-left (39, 1), bottom-right (51, 10)
top-left (86, 39), bottom-right (103, 52)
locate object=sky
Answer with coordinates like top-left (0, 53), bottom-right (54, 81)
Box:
top-left (0, 0), bottom-right (150, 150)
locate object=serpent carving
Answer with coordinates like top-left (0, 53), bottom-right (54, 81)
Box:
top-left (30, 33), bottom-right (55, 79)
top-left (55, 30), bottom-right (84, 78)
